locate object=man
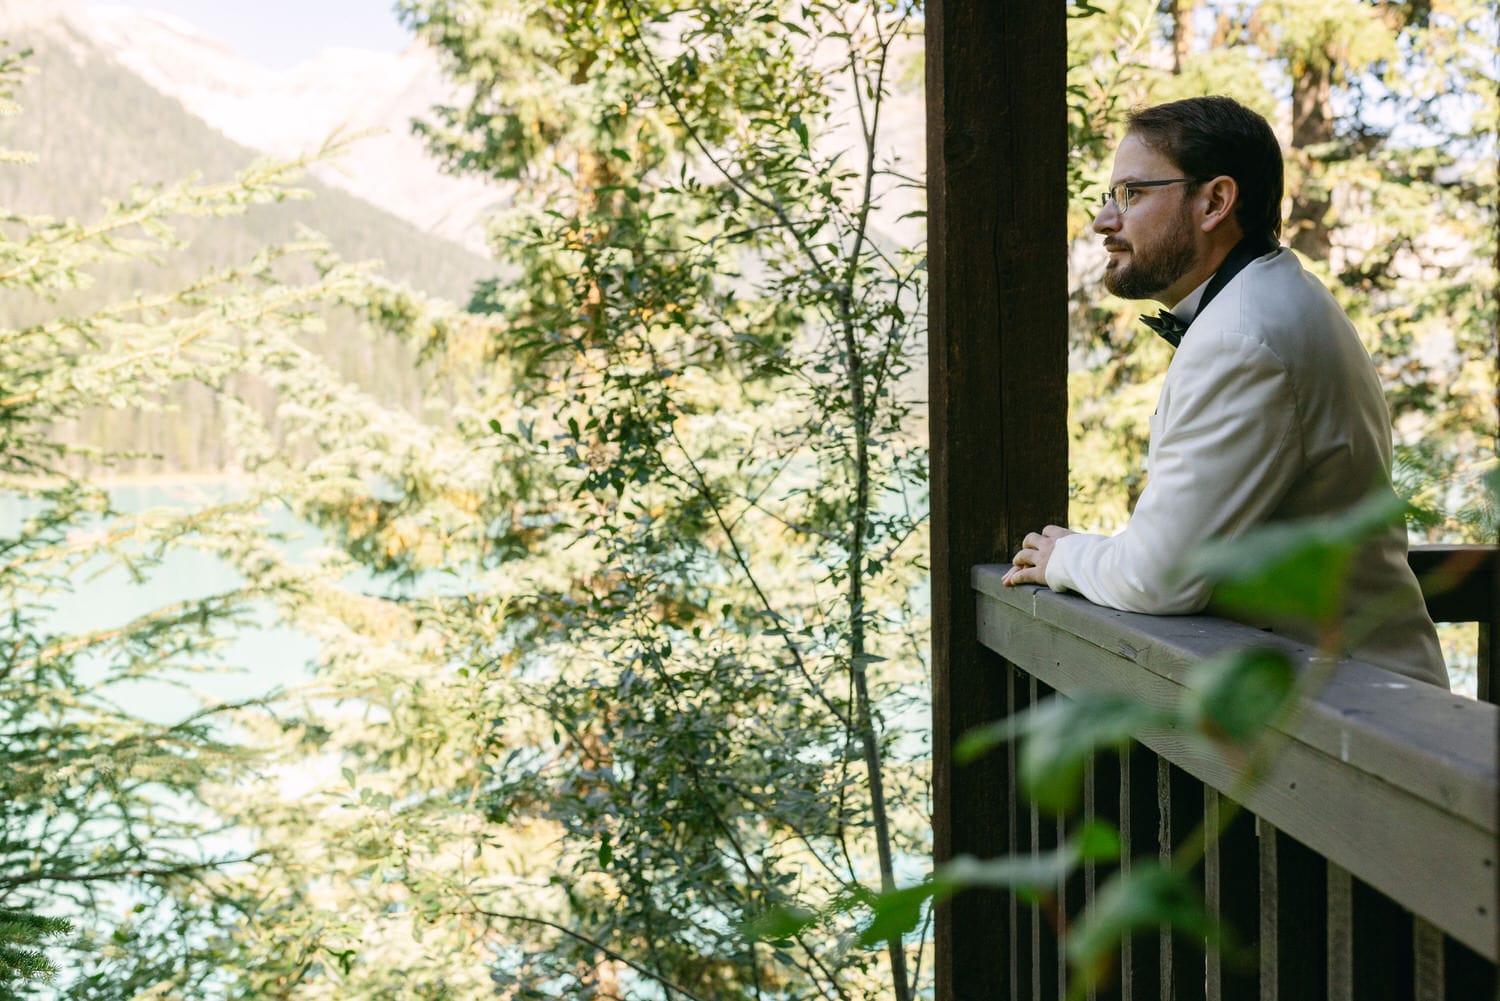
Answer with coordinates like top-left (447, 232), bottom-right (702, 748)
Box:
top-left (1002, 96), bottom-right (1447, 689)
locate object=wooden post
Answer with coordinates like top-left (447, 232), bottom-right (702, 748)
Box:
top-left (927, 0), bottom-right (1069, 995)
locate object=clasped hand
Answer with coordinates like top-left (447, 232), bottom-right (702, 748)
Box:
top-left (1002, 525), bottom-right (1074, 587)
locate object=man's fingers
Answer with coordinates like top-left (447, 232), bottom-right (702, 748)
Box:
top-left (1004, 565), bottom-right (1042, 587)
top-left (1042, 524), bottom-right (1072, 538)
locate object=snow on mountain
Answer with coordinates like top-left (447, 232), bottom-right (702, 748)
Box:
top-left (76, 4), bottom-right (499, 253)
top-left (9, 1), bottom-right (922, 258)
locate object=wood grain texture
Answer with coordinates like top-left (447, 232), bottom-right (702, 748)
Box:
top-left (1326, 865), bottom-right (1353, 1001)
top-left (1205, 795), bottom-right (1259, 1001)
top-left (1087, 752), bottom-right (1125, 1001)
top-left (974, 577), bottom-right (1498, 960)
top-left (974, 568), bottom-right (1497, 826)
top-left (1123, 745), bottom-right (1164, 1001)
top-left (1414, 919), bottom-right (1445, 1001)
top-left (927, 0), bottom-right (1068, 994)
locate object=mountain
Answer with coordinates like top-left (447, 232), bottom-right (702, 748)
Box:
top-left (0, 2), bottom-right (497, 473)
top-left (76, 4), bottom-right (501, 254)
top-left (0, 5), bottom-right (491, 302)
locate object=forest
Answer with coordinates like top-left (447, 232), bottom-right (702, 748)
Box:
top-left (0, 0), bottom-right (1494, 998)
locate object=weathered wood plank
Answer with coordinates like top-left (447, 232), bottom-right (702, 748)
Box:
top-left (975, 566), bottom-right (1496, 822)
top-left (1205, 792), bottom-right (1258, 1001)
top-left (1009, 666), bottom-right (1034, 1001)
top-left (1258, 822), bottom-right (1274, 1001)
top-left (1036, 678), bottom-right (1060, 1001)
top-left (1414, 919), bottom-right (1444, 1001)
top-left (1327, 864), bottom-right (1353, 1001)
top-left (1478, 621), bottom-right (1492, 705)
top-left (974, 578), bottom-right (1498, 959)
top-left (927, 0), bottom-right (1068, 992)
top-left (1164, 764), bottom-right (1206, 1001)
top-left (1261, 825), bottom-right (1327, 1000)
top-left (1087, 751), bottom-right (1125, 1001)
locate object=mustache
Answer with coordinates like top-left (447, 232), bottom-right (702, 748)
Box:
top-left (1103, 240), bottom-right (1131, 252)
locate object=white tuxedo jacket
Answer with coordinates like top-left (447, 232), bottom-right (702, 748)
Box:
top-left (1047, 249), bottom-right (1448, 688)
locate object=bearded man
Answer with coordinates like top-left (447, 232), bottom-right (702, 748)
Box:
top-left (1001, 96), bottom-right (1448, 688)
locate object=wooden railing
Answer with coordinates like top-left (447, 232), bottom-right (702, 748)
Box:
top-left (973, 549), bottom-right (1498, 1001)
top-left (1410, 544), bottom-right (1496, 703)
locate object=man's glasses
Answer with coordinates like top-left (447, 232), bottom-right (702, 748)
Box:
top-left (1100, 178), bottom-right (1201, 214)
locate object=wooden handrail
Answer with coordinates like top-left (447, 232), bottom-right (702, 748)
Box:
top-left (1409, 544), bottom-right (1497, 624)
top-left (973, 564), bottom-right (1498, 962)
top-left (1410, 543), bottom-right (1496, 704)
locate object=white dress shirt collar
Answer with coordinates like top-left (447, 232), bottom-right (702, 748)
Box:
top-left (1168, 274), bottom-right (1212, 326)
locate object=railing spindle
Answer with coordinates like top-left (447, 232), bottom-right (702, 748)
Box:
top-left (1163, 764), bottom-right (1206, 1001)
top-left (1122, 744), bottom-right (1163, 1001)
top-left (1204, 794), bottom-right (1258, 1001)
top-left (1261, 823), bottom-right (1328, 1000)
top-left (1087, 750), bottom-right (1125, 1001)
top-left (1478, 622), bottom-right (1492, 704)
top-left (1327, 864), bottom-right (1354, 1001)
top-left (1009, 663), bottom-right (1032, 1001)
top-left (1413, 918), bottom-right (1444, 1001)
top-left (1035, 677), bottom-right (1060, 1001)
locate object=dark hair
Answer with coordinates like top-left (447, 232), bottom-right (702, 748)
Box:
top-left (1126, 96), bottom-right (1284, 243)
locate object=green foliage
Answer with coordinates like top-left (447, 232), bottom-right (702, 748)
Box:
top-left (0, 0), bottom-right (1490, 996)
top-left (0, 910), bottom-right (71, 985)
top-left (957, 694), bottom-right (1173, 814)
top-left (855, 475), bottom-right (1417, 995)
top-left (0, 37), bottom-right (451, 994)
top-left (1067, 862), bottom-right (1218, 976)
top-left (1186, 488), bottom-right (1411, 624)
top-left (0, 31), bottom-right (491, 475)
top-left (1064, 0), bottom-right (1496, 543)
top-left (1183, 647), bottom-right (1297, 744)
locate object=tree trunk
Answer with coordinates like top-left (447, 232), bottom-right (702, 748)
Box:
top-left (1287, 55), bottom-right (1335, 260)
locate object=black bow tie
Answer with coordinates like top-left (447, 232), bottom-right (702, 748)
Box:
top-left (1141, 309), bottom-right (1189, 347)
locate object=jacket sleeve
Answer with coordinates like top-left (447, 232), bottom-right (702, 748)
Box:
top-left (1044, 328), bottom-right (1302, 614)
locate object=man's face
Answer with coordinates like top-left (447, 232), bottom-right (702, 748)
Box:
top-left (1092, 133), bottom-right (1200, 304)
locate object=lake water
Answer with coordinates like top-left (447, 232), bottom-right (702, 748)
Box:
top-left (1, 480), bottom-right (327, 722)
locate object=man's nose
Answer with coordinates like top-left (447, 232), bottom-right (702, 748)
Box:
top-left (1092, 201), bottom-right (1120, 234)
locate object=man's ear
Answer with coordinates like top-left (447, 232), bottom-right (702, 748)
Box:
top-left (1199, 175), bottom-right (1238, 233)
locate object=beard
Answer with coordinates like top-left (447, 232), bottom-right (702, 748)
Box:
top-left (1102, 207), bottom-right (1198, 300)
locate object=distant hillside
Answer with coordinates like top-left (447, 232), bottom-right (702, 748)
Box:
top-left (80, 3), bottom-right (500, 254)
top-left (0, 19), bottom-right (496, 474)
top-left (0, 21), bottom-right (491, 302)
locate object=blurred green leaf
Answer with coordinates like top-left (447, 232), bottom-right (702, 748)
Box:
top-left (967, 694), bottom-right (1175, 814)
top-left (1185, 648), bottom-right (1296, 744)
top-left (1183, 488), bottom-right (1409, 623)
top-left (857, 821), bottom-right (1123, 947)
top-left (857, 883), bottom-right (934, 946)
top-left (1068, 863), bottom-right (1217, 977)
top-left (743, 906), bottom-right (816, 944)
